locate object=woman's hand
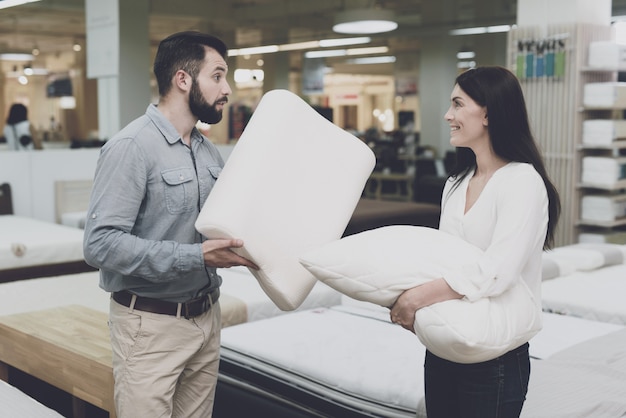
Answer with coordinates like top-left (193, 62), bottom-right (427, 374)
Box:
top-left (390, 285), bottom-right (423, 332)
top-left (390, 278), bottom-right (463, 332)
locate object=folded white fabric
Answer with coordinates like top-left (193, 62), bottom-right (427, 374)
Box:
top-left (541, 256), bottom-right (575, 281)
top-left (195, 89), bottom-right (376, 311)
top-left (544, 243), bottom-right (625, 272)
top-left (299, 225), bottom-right (542, 363)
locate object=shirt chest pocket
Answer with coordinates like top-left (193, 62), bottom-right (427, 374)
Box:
top-left (206, 165), bottom-right (221, 184)
top-left (161, 167), bottom-right (196, 214)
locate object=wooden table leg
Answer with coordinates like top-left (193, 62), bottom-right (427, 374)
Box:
top-left (72, 396), bottom-right (87, 418)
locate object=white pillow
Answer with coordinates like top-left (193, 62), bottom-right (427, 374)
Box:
top-left (195, 89), bottom-right (376, 311)
top-left (541, 255), bottom-right (575, 281)
top-left (544, 243), bottom-right (624, 272)
top-left (299, 225), bottom-right (542, 363)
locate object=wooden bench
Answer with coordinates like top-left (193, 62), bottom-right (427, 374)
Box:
top-left (0, 305), bottom-right (115, 418)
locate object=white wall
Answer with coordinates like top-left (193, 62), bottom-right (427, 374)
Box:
top-left (517, 0), bottom-right (611, 27)
top-left (0, 149), bottom-right (100, 222)
top-left (0, 143), bottom-right (235, 223)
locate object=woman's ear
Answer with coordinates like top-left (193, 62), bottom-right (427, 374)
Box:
top-left (483, 114), bottom-right (488, 126)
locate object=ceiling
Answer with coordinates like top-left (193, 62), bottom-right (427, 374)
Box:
top-left (1, 0), bottom-right (626, 73)
top-left (0, 0), bottom-right (517, 64)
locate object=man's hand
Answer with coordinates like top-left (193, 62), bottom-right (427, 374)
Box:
top-left (202, 239), bottom-right (258, 269)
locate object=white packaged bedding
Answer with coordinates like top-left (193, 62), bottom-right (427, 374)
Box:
top-left (583, 82), bottom-right (626, 108)
top-left (580, 194), bottom-right (626, 222)
top-left (587, 41), bottom-right (626, 70)
top-left (582, 119), bottom-right (626, 146)
top-left (581, 156), bottom-right (626, 186)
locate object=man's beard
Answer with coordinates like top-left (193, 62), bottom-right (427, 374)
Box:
top-left (189, 79), bottom-right (224, 124)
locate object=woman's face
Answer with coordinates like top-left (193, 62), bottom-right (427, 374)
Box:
top-left (444, 83), bottom-right (488, 149)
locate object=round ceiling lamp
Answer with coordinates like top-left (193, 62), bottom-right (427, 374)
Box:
top-left (333, 9), bottom-right (398, 34)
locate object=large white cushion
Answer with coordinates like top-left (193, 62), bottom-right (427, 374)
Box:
top-left (299, 225), bottom-right (542, 363)
top-left (543, 243), bottom-right (625, 272)
top-left (195, 89), bottom-right (375, 311)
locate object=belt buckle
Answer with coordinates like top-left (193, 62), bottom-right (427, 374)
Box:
top-left (183, 294), bottom-right (210, 319)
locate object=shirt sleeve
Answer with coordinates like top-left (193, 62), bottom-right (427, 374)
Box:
top-left (442, 166), bottom-right (549, 301)
top-left (83, 138), bottom-right (204, 282)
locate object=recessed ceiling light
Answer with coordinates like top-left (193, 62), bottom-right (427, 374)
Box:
top-left (333, 9), bottom-right (398, 34)
top-left (0, 53), bottom-right (35, 61)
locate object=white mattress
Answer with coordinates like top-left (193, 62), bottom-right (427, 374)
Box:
top-left (217, 266), bottom-right (342, 323)
top-left (220, 303), bottom-right (424, 417)
top-left (522, 328), bottom-right (626, 418)
top-left (542, 264), bottom-right (626, 324)
top-left (0, 380), bottom-right (64, 418)
top-left (530, 312), bottom-right (623, 359)
top-left (220, 302), bottom-right (623, 418)
top-left (0, 271), bottom-right (108, 316)
top-left (0, 215), bottom-right (85, 270)
top-left (0, 267), bottom-right (340, 327)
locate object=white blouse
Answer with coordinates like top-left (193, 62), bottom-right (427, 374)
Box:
top-left (438, 162), bottom-right (549, 302)
top-left (3, 120), bottom-right (32, 151)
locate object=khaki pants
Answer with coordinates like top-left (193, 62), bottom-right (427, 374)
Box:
top-left (109, 297), bottom-right (221, 418)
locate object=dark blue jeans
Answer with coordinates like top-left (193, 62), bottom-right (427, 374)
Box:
top-left (424, 343), bottom-right (530, 418)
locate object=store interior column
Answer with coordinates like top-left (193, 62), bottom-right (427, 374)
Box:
top-left (85, 0), bottom-right (150, 141)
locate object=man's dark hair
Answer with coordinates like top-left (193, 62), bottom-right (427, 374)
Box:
top-left (153, 31), bottom-right (228, 97)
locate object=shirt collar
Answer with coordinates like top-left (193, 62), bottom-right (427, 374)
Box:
top-left (145, 103), bottom-right (205, 146)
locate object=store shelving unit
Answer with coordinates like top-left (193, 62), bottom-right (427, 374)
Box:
top-left (507, 23), bottom-right (613, 246)
top-left (576, 75), bottom-right (626, 242)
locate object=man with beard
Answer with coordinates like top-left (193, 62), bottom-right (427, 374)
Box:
top-left (83, 31), bottom-right (257, 418)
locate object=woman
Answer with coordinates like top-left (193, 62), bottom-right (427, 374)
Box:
top-left (390, 66), bottom-right (560, 417)
top-left (3, 103), bottom-right (33, 151)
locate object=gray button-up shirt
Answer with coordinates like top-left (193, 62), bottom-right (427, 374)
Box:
top-left (83, 104), bottom-right (224, 302)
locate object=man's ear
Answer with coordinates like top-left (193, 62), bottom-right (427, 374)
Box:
top-left (174, 70), bottom-right (191, 91)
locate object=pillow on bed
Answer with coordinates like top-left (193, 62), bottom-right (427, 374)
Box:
top-left (299, 225), bottom-right (542, 363)
top-left (195, 89), bottom-right (376, 311)
top-left (541, 255), bottom-right (575, 281)
top-left (544, 243), bottom-right (624, 272)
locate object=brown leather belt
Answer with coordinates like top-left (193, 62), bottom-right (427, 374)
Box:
top-left (112, 288), bottom-right (219, 319)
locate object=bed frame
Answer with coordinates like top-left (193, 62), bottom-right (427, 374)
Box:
top-left (0, 262), bottom-right (96, 284)
top-left (215, 362), bottom-right (365, 418)
top-left (0, 183), bottom-right (13, 215)
top-left (0, 181), bottom-right (96, 283)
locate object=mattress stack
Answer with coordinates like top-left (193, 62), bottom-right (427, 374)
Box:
top-left (582, 120), bottom-right (626, 146)
top-left (60, 210), bottom-right (87, 229)
top-left (587, 41), bottom-right (626, 70)
top-left (579, 230), bottom-right (626, 244)
top-left (583, 82), bottom-right (626, 108)
top-left (580, 194), bottom-right (626, 222)
top-left (581, 156), bottom-right (626, 187)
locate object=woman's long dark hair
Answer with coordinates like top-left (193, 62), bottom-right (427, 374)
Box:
top-left (6, 103), bottom-right (28, 125)
top-left (448, 66), bottom-right (560, 249)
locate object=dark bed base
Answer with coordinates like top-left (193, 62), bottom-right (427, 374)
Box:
top-left (214, 354), bottom-right (403, 418)
top-left (0, 260), bottom-right (96, 283)
top-left (344, 198), bottom-right (440, 237)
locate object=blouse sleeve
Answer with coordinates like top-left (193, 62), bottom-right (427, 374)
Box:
top-left (442, 165), bottom-right (549, 301)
